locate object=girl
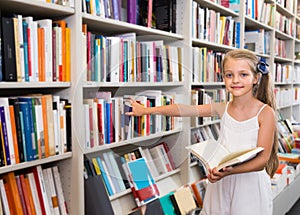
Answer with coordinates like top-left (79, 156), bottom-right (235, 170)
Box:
top-left (126, 49), bottom-right (279, 215)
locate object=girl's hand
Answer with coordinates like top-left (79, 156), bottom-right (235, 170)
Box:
top-left (125, 99), bottom-right (147, 116)
top-left (207, 166), bottom-right (232, 183)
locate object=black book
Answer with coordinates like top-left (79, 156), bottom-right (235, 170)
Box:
top-left (153, 0), bottom-right (171, 32)
top-left (8, 97), bottom-right (25, 162)
top-left (1, 17), bottom-right (17, 81)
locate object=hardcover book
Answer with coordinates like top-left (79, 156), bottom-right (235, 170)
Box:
top-left (186, 139), bottom-right (264, 171)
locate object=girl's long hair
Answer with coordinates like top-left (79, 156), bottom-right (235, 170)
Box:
top-left (222, 49), bottom-right (279, 177)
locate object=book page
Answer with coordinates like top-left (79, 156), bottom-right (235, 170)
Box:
top-left (186, 139), bottom-right (230, 169)
top-left (217, 147), bottom-right (264, 170)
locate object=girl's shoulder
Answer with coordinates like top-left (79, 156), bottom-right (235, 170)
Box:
top-left (211, 102), bottom-right (227, 117)
top-left (258, 103), bottom-right (276, 122)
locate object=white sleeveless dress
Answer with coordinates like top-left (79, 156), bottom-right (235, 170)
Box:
top-left (200, 103), bottom-right (273, 215)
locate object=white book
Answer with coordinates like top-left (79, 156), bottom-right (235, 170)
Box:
top-left (83, 104), bottom-right (90, 148)
top-left (17, 15), bottom-right (26, 82)
top-left (102, 152), bottom-right (121, 193)
top-left (37, 19), bottom-right (53, 82)
top-left (36, 165), bottom-right (52, 214)
top-left (23, 16), bottom-right (37, 82)
top-left (186, 139), bottom-right (264, 171)
top-left (141, 147), bottom-right (160, 178)
top-left (107, 151), bottom-right (126, 191)
top-left (149, 145), bottom-right (168, 175)
top-left (59, 102), bottom-right (67, 153)
top-left (42, 168), bottom-right (55, 214)
top-left (52, 166), bottom-right (68, 215)
top-left (0, 179), bottom-right (10, 215)
top-left (43, 168), bottom-right (60, 215)
top-left (107, 36), bottom-right (120, 82)
top-left (111, 97), bottom-right (122, 142)
top-left (27, 172), bottom-right (43, 214)
top-left (31, 21), bottom-right (39, 82)
top-left (34, 102), bottom-right (44, 158)
top-left (53, 95), bottom-right (61, 154)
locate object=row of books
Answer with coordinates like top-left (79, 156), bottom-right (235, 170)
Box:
top-left (275, 11), bottom-right (295, 37)
top-left (82, 0), bottom-right (177, 33)
top-left (274, 63), bottom-right (293, 83)
top-left (192, 48), bottom-right (224, 83)
top-left (191, 88), bottom-right (227, 126)
top-left (277, 118), bottom-right (296, 154)
top-left (81, 29), bottom-right (183, 83)
top-left (191, 2), bottom-right (240, 48)
top-left (0, 165), bottom-right (67, 215)
top-left (0, 95), bottom-right (71, 166)
top-left (1, 14), bottom-right (71, 82)
top-left (83, 90), bottom-right (179, 148)
top-left (275, 38), bottom-right (288, 59)
top-left (42, 0), bottom-right (74, 7)
top-left (274, 87), bottom-right (299, 109)
top-left (85, 142), bottom-right (175, 199)
top-left (129, 178), bottom-right (208, 214)
top-left (244, 29), bottom-right (271, 55)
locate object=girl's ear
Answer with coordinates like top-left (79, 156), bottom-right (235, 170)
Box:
top-left (253, 73), bottom-right (262, 84)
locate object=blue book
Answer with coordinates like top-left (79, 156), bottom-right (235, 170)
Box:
top-left (96, 157), bottom-right (114, 196)
top-left (127, 157), bottom-right (159, 204)
top-left (19, 97), bottom-right (36, 159)
top-left (0, 106), bottom-right (11, 165)
top-left (22, 21), bottom-right (29, 82)
top-left (19, 102), bottom-right (34, 161)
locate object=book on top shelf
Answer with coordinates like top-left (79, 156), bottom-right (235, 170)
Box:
top-left (186, 139), bottom-right (264, 171)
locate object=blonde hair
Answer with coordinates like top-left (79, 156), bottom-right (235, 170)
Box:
top-left (222, 49), bottom-right (279, 177)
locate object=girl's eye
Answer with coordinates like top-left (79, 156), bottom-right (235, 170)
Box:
top-left (225, 73), bottom-right (232, 78)
top-left (241, 73), bottom-right (249, 77)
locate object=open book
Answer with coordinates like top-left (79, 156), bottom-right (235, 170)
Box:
top-left (186, 139), bottom-right (264, 171)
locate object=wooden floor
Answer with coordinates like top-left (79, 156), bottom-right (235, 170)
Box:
top-left (286, 198), bottom-right (300, 215)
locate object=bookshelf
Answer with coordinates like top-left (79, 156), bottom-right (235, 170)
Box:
top-left (1, 0), bottom-right (300, 214)
top-left (0, 0), bottom-right (75, 214)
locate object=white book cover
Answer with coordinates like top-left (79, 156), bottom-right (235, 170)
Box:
top-left (0, 179), bottom-right (10, 215)
top-left (23, 16), bottom-right (37, 82)
top-left (37, 19), bottom-right (53, 82)
top-left (83, 104), bottom-right (90, 148)
top-left (36, 165), bottom-right (52, 214)
top-left (111, 97), bottom-right (122, 142)
top-left (17, 15), bottom-right (26, 82)
top-left (149, 145), bottom-right (168, 174)
top-left (52, 166), bottom-right (68, 215)
top-left (102, 152), bottom-right (121, 193)
top-left (141, 147), bottom-right (159, 178)
top-left (107, 151), bottom-right (126, 191)
top-left (31, 21), bottom-right (39, 82)
top-left (27, 172), bottom-right (43, 214)
top-left (107, 36), bottom-right (120, 82)
top-left (44, 168), bottom-right (60, 215)
top-left (42, 168), bottom-right (55, 214)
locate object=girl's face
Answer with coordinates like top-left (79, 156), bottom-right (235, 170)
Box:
top-left (223, 57), bottom-right (259, 98)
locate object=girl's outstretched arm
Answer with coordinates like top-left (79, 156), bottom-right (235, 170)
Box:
top-left (125, 99), bottom-right (217, 117)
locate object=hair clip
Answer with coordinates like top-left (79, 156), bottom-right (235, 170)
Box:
top-left (257, 61), bottom-right (269, 75)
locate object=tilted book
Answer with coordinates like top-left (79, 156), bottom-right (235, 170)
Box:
top-left (186, 139), bottom-right (264, 171)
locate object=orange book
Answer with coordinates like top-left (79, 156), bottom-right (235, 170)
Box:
top-left (20, 174), bottom-right (36, 215)
top-left (41, 95), bottom-right (49, 158)
top-left (38, 27), bottom-right (45, 82)
top-left (190, 179), bottom-right (208, 207)
top-left (2, 172), bottom-right (24, 215)
top-left (9, 105), bottom-right (20, 163)
top-left (53, 20), bottom-right (66, 81)
top-left (65, 27), bottom-right (71, 82)
top-left (4, 181), bottom-right (14, 213)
